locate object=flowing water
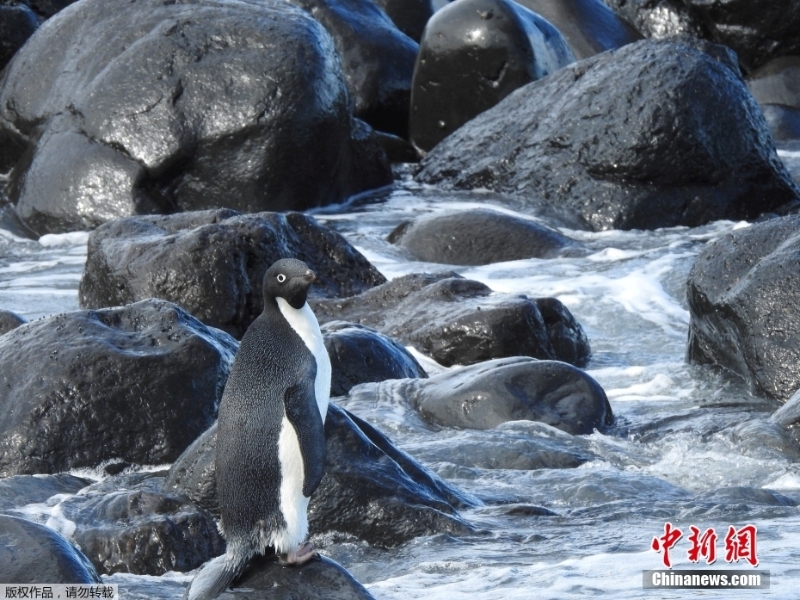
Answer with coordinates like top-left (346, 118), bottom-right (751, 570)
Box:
top-left (2, 161), bottom-right (800, 598)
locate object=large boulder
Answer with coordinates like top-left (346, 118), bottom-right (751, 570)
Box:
top-left (78, 209), bottom-right (387, 338)
top-left (387, 208), bottom-right (585, 264)
top-left (50, 474), bottom-right (224, 576)
top-left (409, 0), bottom-right (575, 152)
top-left (687, 215), bottom-right (800, 402)
top-left (0, 4), bottom-right (38, 71)
top-left (342, 357), bottom-right (613, 434)
top-left (0, 299), bottom-right (238, 476)
top-left (0, 515), bottom-right (99, 583)
top-left (0, 0), bottom-right (390, 235)
top-left (311, 272), bottom-right (591, 367)
top-left (416, 40), bottom-right (800, 231)
top-left (287, 0), bottom-right (419, 138)
top-left (322, 321), bottom-right (428, 396)
top-left (514, 0), bottom-right (640, 59)
top-left (165, 404), bottom-right (474, 548)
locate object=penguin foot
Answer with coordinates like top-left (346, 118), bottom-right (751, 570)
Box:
top-left (278, 542), bottom-right (317, 566)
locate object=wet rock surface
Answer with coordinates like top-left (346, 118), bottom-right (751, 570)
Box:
top-left (0, 299), bottom-right (237, 476)
top-left (54, 473), bottom-right (224, 576)
top-left (603, 0), bottom-right (704, 39)
top-left (0, 473), bottom-right (89, 513)
top-left (322, 321), bottom-right (428, 396)
top-left (373, 0), bottom-right (431, 42)
top-left (0, 0), bottom-right (390, 234)
top-left (515, 0), bottom-right (641, 59)
top-left (0, 515), bottom-right (100, 583)
top-left (748, 56), bottom-right (800, 109)
top-left (0, 4), bottom-right (38, 71)
top-left (287, 0), bottom-right (418, 138)
top-left (687, 215), bottom-right (800, 402)
top-left (763, 105), bottom-right (800, 142)
top-left (409, 0), bottom-right (574, 152)
top-left (166, 404), bottom-right (474, 548)
top-left (387, 208), bottom-right (585, 264)
top-left (78, 209), bottom-right (386, 338)
top-left (312, 272), bottom-right (590, 367)
top-left (0, 309), bottom-right (25, 335)
top-left (343, 357), bottom-right (612, 434)
top-left (417, 40), bottom-right (799, 231)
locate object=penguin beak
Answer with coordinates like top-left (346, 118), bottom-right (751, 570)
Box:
top-left (303, 269), bottom-right (317, 284)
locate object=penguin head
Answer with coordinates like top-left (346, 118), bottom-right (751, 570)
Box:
top-left (264, 258), bottom-right (317, 309)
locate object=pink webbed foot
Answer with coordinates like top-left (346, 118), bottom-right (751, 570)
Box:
top-left (278, 542), bottom-right (318, 566)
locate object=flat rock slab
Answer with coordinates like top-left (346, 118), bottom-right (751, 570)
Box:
top-left (311, 271), bottom-right (590, 367)
top-left (0, 515), bottom-right (100, 583)
top-left (687, 215), bottom-right (800, 401)
top-left (79, 209), bottom-right (387, 338)
top-left (388, 208), bottom-right (586, 264)
top-left (165, 404), bottom-right (474, 549)
top-left (0, 299), bottom-right (237, 476)
top-left (0, 473), bottom-right (90, 513)
top-left (0, 0), bottom-right (390, 234)
top-left (343, 357), bottom-right (613, 434)
top-left (416, 39), bottom-right (799, 231)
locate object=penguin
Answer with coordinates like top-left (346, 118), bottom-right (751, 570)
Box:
top-left (185, 258), bottom-right (331, 600)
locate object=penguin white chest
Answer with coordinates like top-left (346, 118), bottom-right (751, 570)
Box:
top-left (275, 298), bottom-right (331, 420)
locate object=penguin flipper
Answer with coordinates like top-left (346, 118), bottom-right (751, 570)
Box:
top-left (184, 554), bottom-right (241, 600)
top-left (284, 378), bottom-right (326, 497)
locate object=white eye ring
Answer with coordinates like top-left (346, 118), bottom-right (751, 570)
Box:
top-left (277, 274), bottom-right (286, 283)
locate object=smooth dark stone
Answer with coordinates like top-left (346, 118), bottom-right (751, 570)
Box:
top-left (287, 0), bottom-right (418, 138)
top-left (515, 0), bottom-right (641, 59)
top-left (322, 321), bottom-right (428, 397)
top-left (373, 0), bottom-right (432, 42)
top-left (0, 299), bottom-right (237, 476)
top-left (165, 404), bottom-right (474, 548)
top-left (312, 272), bottom-right (590, 367)
top-left (0, 515), bottom-right (99, 583)
top-left (0, 309), bottom-right (25, 335)
top-left (417, 40), bottom-right (799, 231)
top-left (0, 0), bottom-right (390, 235)
top-left (409, 0), bottom-right (574, 152)
top-left (0, 474), bottom-right (90, 513)
top-left (761, 104), bottom-right (800, 142)
top-left (57, 473), bottom-right (224, 576)
top-left (369, 357), bottom-right (613, 434)
top-left (748, 57), bottom-right (800, 109)
top-left (218, 554), bottom-right (375, 600)
top-left (78, 209), bottom-right (386, 338)
top-left (0, 5), bottom-right (38, 71)
top-left (687, 215), bottom-right (800, 401)
top-left (387, 208), bottom-right (585, 264)
top-left (603, 0), bottom-right (705, 40)
top-left (374, 131), bottom-right (421, 163)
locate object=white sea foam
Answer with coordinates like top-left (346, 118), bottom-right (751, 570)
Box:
top-left (38, 231), bottom-right (91, 247)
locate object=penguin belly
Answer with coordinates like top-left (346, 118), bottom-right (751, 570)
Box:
top-left (270, 415), bottom-right (309, 554)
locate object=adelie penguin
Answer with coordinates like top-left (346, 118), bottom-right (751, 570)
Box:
top-left (185, 258), bottom-right (331, 600)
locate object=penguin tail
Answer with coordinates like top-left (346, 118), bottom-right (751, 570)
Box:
top-left (184, 553), bottom-right (243, 600)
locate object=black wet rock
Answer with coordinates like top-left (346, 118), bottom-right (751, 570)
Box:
top-left (165, 404), bottom-right (474, 548)
top-left (603, 0), bottom-right (705, 40)
top-left (78, 209), bottom-right (387, 338)
top-left (387, 208), bottom-right (585, 264)
top-left (287, 0), bottom-right (418, 138)
top-left (0, 515), bottom-right (100, 583)
top-left (0, 4), bottom-right (38, 71)
top-left (5, 0), bottom-right (78, 20)
top-left (514, 0), bottom-right (641, 60)
top-left (0, 473), bottom-right (89, 513)
top-left (409, 0), bottom-right (574, 152)
top-left (312, 271), bottom-right (590, 367)
top-left (0, 0), bottom-right (390, 235)
top-left (56, 473), bottom-right (224, 576)
top-left (373, 0), bottom-right (432, 42)
top-left (217, 554), bottom-right (375, 600)
top-left (762, 105), bottom-right (800, 142)
top-left (0, 299), bottom-right (237, 476)
top-left (771, 389), bottom-right (800, 444)
top-left (347, 357), bottom-right (612, 434)
top-left (687, 215), bottom-right (800, 402)
top-left (0, 309), bottom-right (25, 335)
top-left (748, 57), bottom-right (800, 110)
top-left (417, 40), bottom-right (800, 231)
top-left (322, 321), bottom-right (428, 397)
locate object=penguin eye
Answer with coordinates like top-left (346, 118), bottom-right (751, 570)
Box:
top-left (276, 274), bottom-right (286, 283)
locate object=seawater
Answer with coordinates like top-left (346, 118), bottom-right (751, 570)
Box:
top-left (3, 180), bottom-right (800, 598)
